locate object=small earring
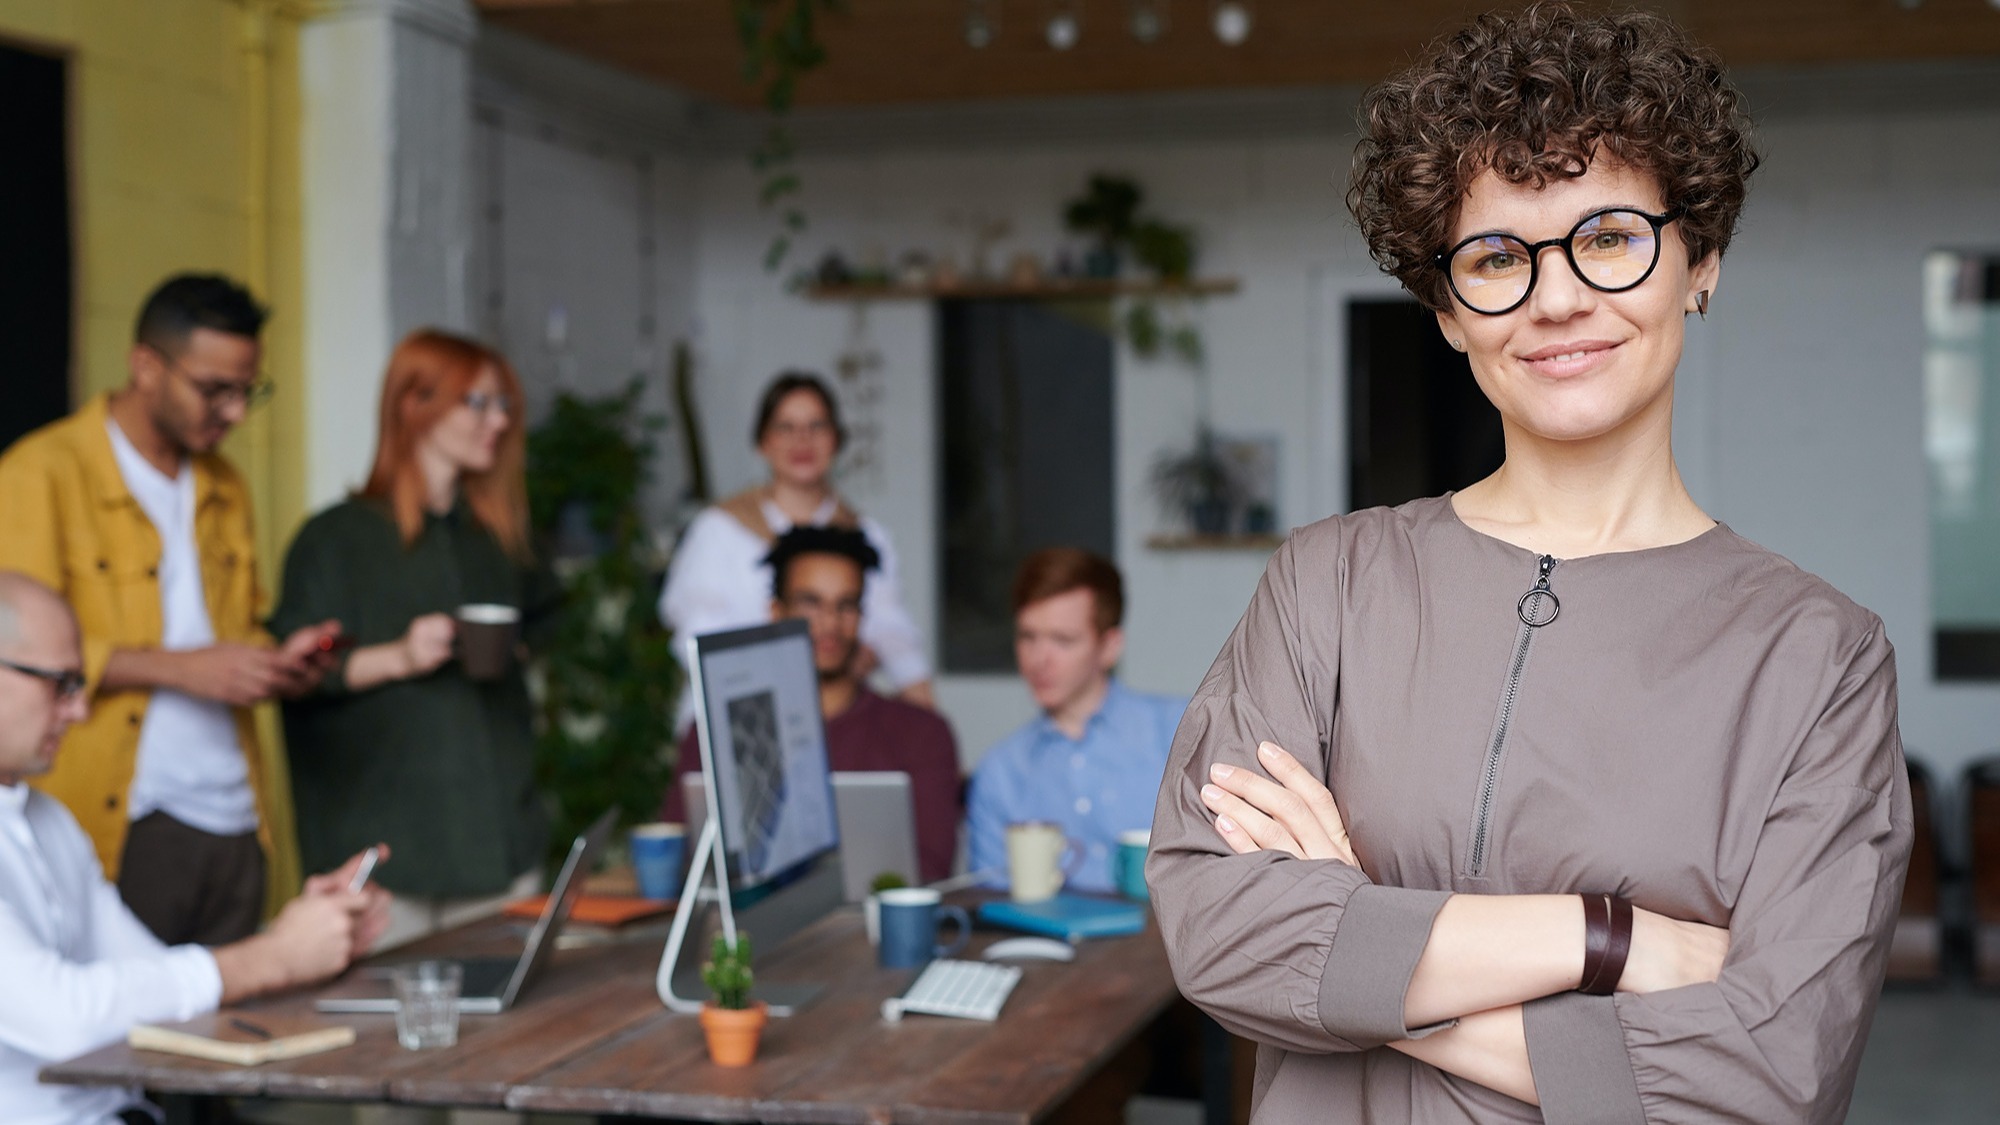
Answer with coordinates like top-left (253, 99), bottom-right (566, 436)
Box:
top-left (1695, 290), bottom-right (1710, 320)
top-left (1450, 339), bottom-right (1464, 351)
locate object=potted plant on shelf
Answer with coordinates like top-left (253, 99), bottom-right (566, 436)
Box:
top-left (1150, 428), bottom-right (1245, 537)
top-left (699, 933), bottom-right (767, 1067)
top-left (1064, 175), bottom-right (1142, 278)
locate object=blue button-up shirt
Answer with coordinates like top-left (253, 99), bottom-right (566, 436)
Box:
top-left (966, 680), bottom-right (1190, 893)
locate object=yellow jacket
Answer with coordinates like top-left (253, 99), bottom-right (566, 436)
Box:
top-left (0, 394), bottom-right (273, 877)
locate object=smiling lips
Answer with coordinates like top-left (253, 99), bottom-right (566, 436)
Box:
top-left (1519, 339), bottom-right (1619, 377)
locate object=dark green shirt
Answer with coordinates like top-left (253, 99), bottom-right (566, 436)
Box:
top-left (271, 498), bottom-right (557, 898)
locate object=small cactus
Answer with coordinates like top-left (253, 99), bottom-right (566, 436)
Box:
top-left (701, 932), bottom-right (755, 1010)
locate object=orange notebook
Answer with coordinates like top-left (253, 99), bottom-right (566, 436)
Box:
top-left (501, 893), bottom-right (671, 926)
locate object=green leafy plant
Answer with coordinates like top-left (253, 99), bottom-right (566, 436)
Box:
top-left (702, 932), bottom-right (756, 1010)
top-left (736, 0), bottom-right (843, 271)
top-left (1063, 173), bottom-right (1207, 366)
top-left (526, 379), bottom-right (680, 869)
top-left (1063, 175), bottom-right (1143, 260)
top-left (1130, 218), bottom-right (1196, 282)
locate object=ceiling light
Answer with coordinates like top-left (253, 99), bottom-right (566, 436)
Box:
top-left (1130, 0), bottom-right (1168, 43)
top-left (966, 0), bottom-right (999, 48)
top-left (1046, 1), bottom-right (1081, 50)
top-left (1212, 0), bottom-right (1251, 45)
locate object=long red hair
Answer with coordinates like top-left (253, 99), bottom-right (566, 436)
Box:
top-left (359, 329), bottom-right (531, 559)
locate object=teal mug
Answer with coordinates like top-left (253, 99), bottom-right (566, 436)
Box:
top-left (1114, 829), bottom-right (1151, 901)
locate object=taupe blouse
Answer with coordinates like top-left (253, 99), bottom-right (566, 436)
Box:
top-left (1148, 495), bottom-right (1911, 1124)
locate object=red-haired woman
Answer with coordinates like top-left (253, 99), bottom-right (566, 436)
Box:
top-left (272, 329), bottom-right (558, 948)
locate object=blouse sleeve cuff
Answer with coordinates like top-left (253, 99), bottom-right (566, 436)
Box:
top-left (166, 945), bottom-right (225, 1019)
top-left (1316, 883), bottom-right (1454, 1046)
top-left (1522, 991), bottom-right (1646, 1125)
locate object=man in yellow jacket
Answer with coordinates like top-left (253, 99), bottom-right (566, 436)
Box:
top-left (0, 274), bottom-right (339, 946)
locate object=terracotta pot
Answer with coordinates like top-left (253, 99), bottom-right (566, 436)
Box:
top-left (700, 1001), bottom-right (769, 1067)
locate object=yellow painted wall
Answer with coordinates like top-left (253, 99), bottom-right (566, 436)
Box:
top-left (0, 0), bottom-right (308, 902)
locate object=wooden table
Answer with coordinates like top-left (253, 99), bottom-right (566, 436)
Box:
top-left (43, 903), bottom-right (1190, 1123)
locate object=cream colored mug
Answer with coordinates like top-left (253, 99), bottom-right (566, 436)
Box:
top-left (1005, 821), bottom-right (1085, 903)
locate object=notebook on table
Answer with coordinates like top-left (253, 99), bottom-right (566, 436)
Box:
top-left (976, 895), bottom-right (1147, 941)
top-left (129, 1013), bottom-right (355, 1066)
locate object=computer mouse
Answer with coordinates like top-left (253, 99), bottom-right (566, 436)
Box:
top-left (982, 936), bottom-right (1077, 963)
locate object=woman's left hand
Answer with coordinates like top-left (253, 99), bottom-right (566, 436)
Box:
top-left (1200, 741), bottom-right (1358, 866)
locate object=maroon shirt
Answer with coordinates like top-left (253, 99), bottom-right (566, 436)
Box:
top-left (663, 688), bottom-right (963, 883)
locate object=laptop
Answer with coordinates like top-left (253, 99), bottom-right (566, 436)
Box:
top-left (316, 808), bottom-right (618, 1015)
top-left (683, 770), bottom-right (919, 901)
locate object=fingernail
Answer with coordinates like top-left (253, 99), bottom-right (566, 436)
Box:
top-left (1259, 742), bottom-right (1280, 760)
top-left (1201, 784), bottom-right (1224, 802)
top-left (1216, 815), bottom-right (1238, 833)
top-left (1211, 763), bottom-right (1234, 780)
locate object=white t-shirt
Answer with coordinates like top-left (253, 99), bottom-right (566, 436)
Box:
top-left (106, 420), bottom-right (258, 838)
top-left (658, 496), bottom-right (930, 729)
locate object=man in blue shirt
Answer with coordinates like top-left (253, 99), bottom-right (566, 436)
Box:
top-left (967, 549), bottom-right (1188, 893)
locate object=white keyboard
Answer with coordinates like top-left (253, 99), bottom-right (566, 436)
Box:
top-left (881, 959), bottom-right (1023, 1022)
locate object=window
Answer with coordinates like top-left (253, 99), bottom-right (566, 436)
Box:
top-left (0, 40), bottom-right (71, 452)
top-left (1926, 251), bottom-right (2000, 679)
top-left (937, 299), bottom-right (1115, 672)
top-left (1347, 298), bottom-right (1500, 511)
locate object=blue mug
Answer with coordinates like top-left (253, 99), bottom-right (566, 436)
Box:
top-left (877, 888), bottom-right (971, 969)
top-left (1115, 829), bottom-right (1151, 901)
top-left (630, 823), bottom-right (686, 901)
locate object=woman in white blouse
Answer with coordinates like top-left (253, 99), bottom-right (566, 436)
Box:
top-left (660, 372), bottom-right (934, 719)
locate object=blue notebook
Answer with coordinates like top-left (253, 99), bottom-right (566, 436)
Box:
top-left (977, 895), bottom-right (1147, 941)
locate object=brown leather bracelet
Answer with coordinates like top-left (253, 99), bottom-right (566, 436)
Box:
top-left (1580, 893), bottom-right (1635, 996)
top-left (1597, 894), bottom-right (1635, 995)
top-left (1579, 892), bottom-right (1611, 993)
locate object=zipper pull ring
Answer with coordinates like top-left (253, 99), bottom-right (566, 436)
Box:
top-left (1517, 554), bottom-right (1560, 628)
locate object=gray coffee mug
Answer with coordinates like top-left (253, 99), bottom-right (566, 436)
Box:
top-left (876, 888), bottom-right (970, 969)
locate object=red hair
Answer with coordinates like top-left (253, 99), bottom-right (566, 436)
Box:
top-left (359, 329), bottom-right (531, 558)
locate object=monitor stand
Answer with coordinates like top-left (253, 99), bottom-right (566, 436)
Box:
top-left (655, 816), bottom-right (842, 1016)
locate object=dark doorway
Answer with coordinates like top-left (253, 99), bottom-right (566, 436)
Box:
top-left (1348, 299), bottom-right (1502, 511)
top-left (937, 299), bottom-right (1115, 672)
top-left (0, 41), bottom-right (72, 453)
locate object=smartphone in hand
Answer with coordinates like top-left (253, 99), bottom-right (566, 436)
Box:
top-left (347, 846), bottom-right (382, 894)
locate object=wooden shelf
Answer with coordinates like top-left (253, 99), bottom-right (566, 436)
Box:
top-left (803, 277), bottom-right (1240, 302)
top-left (1146, 533), bottom-right (1285, 553)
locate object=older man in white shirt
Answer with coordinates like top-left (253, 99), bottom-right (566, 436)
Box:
top-left (0, 571), bottom-right (387, 1125)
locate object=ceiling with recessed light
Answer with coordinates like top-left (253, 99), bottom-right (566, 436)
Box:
top-left (475, 0), bottom-right (2000, 109)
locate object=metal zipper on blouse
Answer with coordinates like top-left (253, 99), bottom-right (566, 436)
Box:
top-left (1466, 554), bottom-right (1561, 878)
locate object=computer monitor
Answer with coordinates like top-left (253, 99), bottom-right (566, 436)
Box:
top-left (688, 619), bottom-right (840, 890)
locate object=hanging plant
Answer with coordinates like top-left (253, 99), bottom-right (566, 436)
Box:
top-left (1062, 173), bottom-right (1207, 367)
top-left (736, 0), bottom-right (843, 272)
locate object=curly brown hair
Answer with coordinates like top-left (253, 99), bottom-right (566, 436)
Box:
top-left (1347, 2), bottom-right (1760, 311)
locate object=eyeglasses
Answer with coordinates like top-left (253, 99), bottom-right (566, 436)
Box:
top-left (462, 391), bottom-right (511, 416)
top-left (1436, 207), bottom-right (1684, 316)
top-left (0, 658), bottom-right (85, 700)
top-left (153, 347), bottom-right (276, 411)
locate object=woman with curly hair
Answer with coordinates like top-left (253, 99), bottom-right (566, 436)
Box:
top-left (1147, 5), bottom-right (1909, 1122)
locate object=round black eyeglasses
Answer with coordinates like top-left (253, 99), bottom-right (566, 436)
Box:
top-left (1435, 207), bottom-right (1684, 316)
